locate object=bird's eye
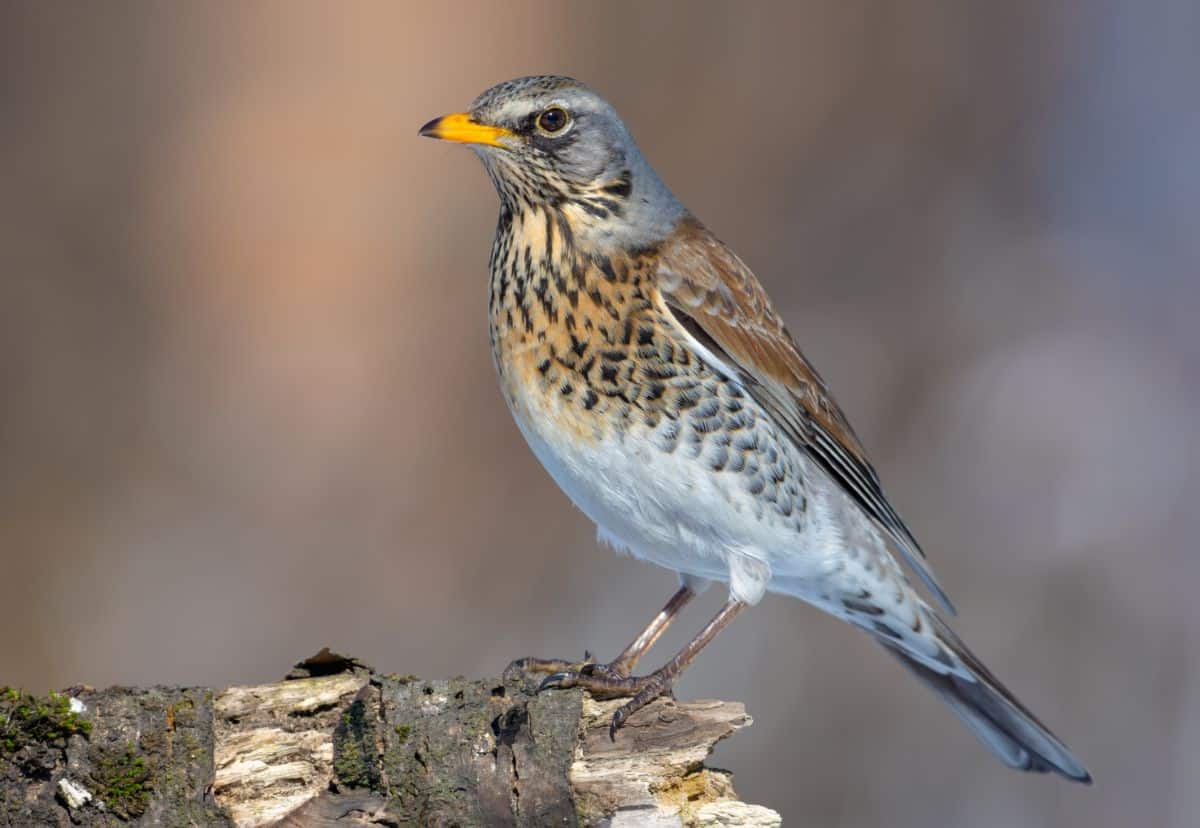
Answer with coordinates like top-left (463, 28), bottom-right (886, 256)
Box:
top-left (536, 107), bottom-right (569, 134)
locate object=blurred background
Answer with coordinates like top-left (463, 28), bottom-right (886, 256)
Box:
top-left (2, 2), bottom-right (1197, 825)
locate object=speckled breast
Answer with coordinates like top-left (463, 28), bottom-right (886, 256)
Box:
top-left (486, 211), bottom-right (810, 551)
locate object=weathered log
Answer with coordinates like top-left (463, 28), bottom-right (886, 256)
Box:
top-left (1, 650), bottom-right (780, 827)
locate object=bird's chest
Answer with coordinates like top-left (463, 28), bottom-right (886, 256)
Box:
top-left (488, 255), bottom-right (651, 448)
top-left (486, 214), bottom-right (663, 441)
top-left (486, 218), bottom-right (698, 536)
top-left (489, 277), bottom-right (659, 553)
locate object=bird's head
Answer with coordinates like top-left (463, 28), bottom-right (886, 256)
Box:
top-left (420, 75), bottom-right (682, 247)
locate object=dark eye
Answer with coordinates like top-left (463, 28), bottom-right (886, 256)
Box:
top-left (537, 107), bottom-right (569, 134)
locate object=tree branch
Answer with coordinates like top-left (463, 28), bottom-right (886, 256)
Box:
top-left (1, 649), bottom-right (780, 827)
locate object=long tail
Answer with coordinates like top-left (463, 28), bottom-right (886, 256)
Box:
top-left (882, 615), bottom-right (1093, 784)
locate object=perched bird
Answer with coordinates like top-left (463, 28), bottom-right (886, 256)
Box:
top-left (420, 75), bottom-right (1091, 782)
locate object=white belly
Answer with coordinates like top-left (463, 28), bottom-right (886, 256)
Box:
top-left (505, 387), bottom-right (853, 605)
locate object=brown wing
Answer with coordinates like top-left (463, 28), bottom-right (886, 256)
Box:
top-left (655, 217), bottom-right (955, 614)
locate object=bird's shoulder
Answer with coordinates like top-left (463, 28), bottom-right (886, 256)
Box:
top-left (652, 216), bottom-right (868, 464)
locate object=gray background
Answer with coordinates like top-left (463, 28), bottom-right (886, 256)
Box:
top-left (2, 2), bottom-right (1197, 826)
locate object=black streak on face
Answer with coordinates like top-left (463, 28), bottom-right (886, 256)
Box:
top-left (602, 172), bottom-right (633, 198)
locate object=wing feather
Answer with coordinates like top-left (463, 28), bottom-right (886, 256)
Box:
top-left (656, 217), bottom-right (956, 614)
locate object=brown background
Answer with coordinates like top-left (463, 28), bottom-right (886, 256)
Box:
top-left (2, 2), bottom-right (1198, 826)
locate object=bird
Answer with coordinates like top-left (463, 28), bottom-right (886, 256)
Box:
top-left (419, 75), bottom-right (1091, 783)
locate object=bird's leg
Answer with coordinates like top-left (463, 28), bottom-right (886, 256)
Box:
top-left (505, 584), bottom-right (694, 679)
top-left (540, 598), bottom-right (747, 738)
top-left (588, 584), bottom-right (695, 678)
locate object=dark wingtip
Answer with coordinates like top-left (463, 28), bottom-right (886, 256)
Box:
top-left (1025, 751), bottom-right (1094, 784)
top-left (1048, 762), bottom-right (1094, 785)
top-left (1063, 764), bottom-right (1094, 785)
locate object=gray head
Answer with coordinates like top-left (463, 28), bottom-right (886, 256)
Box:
top-left (420, 75), bottom-right (683, 247)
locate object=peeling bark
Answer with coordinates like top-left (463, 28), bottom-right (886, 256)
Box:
top-left (1, 650), bottom-right (780, 827)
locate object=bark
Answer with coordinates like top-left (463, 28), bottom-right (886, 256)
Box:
top-left (1, 650), bottom-right (780, 827)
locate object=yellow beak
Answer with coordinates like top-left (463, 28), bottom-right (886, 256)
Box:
top-left (418, 112), bottom-right (515, 149)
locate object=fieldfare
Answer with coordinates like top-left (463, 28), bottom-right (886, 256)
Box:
top-left (420, 75), bottom-right (1091, 782)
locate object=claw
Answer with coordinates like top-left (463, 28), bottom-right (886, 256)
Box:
top-left (537, 671), bottom-right (577, 693)
top-left (608, 708), bottom-right (626, 741)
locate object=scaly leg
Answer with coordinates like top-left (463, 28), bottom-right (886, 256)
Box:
top-left (507, 584), bottom-right (695, 678)
top-left (601, 584), bottom-right (695, 676)
top-left (540, 598), bottom-right (747, 738)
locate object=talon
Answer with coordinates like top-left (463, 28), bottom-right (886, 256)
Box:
top-left (537, 671), bottom-right (577, 693)
top-left (609, 709), bottom-right (625, 741)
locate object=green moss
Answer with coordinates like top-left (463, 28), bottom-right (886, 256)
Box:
top-left (393, 724), bottom-right (411, 743)
top-left (90, 741), bottom-right (152, 820)
top-left (333, 740), bottom-right (368, 788)
top-left (0, 688), bottom-right (92, 756)
top-left (333, 699), bottom-right (379, 789)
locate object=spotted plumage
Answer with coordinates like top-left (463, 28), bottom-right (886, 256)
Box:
top-left (486, 201), bottom-right (809, 534)
top-left (420, 75), bottom-right (1090, 782)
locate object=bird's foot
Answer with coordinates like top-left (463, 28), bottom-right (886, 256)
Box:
top-left (538, 663), bottom-right (676, 739)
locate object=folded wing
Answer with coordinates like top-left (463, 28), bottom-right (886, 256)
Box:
top-left (655, 216), bottom-right (956, 614)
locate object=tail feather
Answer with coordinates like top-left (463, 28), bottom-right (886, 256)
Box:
top-left (883, 616), bottom-right (1093, 784)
